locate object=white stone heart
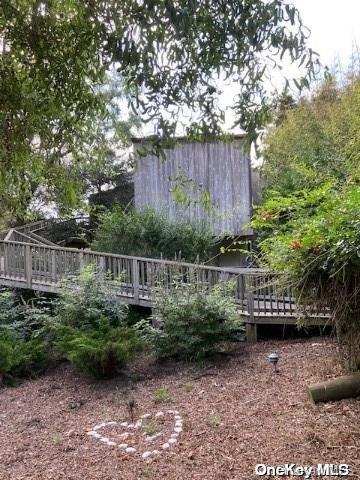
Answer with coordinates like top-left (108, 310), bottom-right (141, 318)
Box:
top-left (87, 410), bottom-right (183, 460)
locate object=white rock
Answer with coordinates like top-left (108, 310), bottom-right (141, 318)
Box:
top-left (155, 411), bottom-right (164, 417)
top-left (170, 433), bottom-right (179, 438)
top-left (120, 422), bottom-right (128, 427)
top-left (91, 432), bottom-right (101, 439)
top-left (119, 432), bottom-right (130, 439)
top-left (174, 415), bottom-right (182, 420)
top-left (173, 410), bottom-right (179, 415)
top-left (125, 447), bottom-right (137, 453)
top-left (162, 443), bottom-right (170, 449)
top-left (107, 441), bottom-right (116, 446)
top-left (174, 427), bottom-right (183, 433)
top-left (167, 410), bottom-right (174, 414)
top-left (175, 421), bottom-right (183, 427)
top-left (134, 420), bottom-right (142, 429)
top-left (118, 443), bottom-right (128, 449)
top-left (128, 424), bottom-right (134, 429)
top-left (168, 438), bottom-right (177, 444)
top-left (106, 421), bottom-right (117, 426)
top-left (152, 450), bottom-right (160, 455)
top-left (87, 431), bottom-right (96, 436)
top-left (145, 432), bottom-right (162, 442)
top-left (141, 413), bottom-right (151, 419)
top-left (142, 451), bottom-right (152, 459)
top-left (100, 437), bottom-right (110, 443)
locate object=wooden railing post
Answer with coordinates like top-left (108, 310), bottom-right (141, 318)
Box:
top-left (3, 243), bottom-right (9, 276)
top-left (246, 274), bottom-right (257, 342)
top-left (25, 244), bottom-right (32, 288)
top-left (79, 251), bottom-right (84, 273)
top-left (132, 258), bottom-right (139, 302)
top-left (98, 256), bottom-right (105, 282)
top-left (51, 250), bottom-right (56, 283)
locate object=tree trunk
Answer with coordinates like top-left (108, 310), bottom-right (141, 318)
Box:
top-left (307, 373), bottom-right (360, 403)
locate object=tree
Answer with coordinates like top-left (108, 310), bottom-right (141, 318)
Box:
top-left (260, 79), bottom-right (348, 197)
top-left (74, 70), bottom-right (139, 212)
top-left (1, 0), bottom-right (319, 218)
top-left (253, 77), bottom-right (360, 370)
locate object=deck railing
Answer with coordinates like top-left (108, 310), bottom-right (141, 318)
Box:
top-left (0, 239), bottom-right (330, 323)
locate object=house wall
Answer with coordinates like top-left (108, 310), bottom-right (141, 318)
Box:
top-left (133, 138), bottom-right (253, 236)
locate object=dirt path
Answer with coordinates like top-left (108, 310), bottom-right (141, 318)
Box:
top-left (0, 339), bottom-right (359, 480)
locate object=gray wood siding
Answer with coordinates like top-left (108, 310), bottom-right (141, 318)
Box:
top-left (133, 139), bottom-right (252, 236)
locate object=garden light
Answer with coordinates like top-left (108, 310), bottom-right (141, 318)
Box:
top-left (268, 353), bottom-right (279, 373)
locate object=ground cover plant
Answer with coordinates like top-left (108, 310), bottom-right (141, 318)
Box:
top-left (56, 319), bottom-right (144, 379)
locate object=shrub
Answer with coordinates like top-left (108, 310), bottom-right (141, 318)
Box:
top-left (135, 279), bottom-right (244, 360)
top-left (0, 331), bottom-right (50, 383)
top-left (153, 385), bottom-right (172, 403)
top-left (91, 207), bottom-right (216, 262)
top-left (0, 289), bottom-right (21, 326)
top-left (53, 267), bottom-right (144, 378)
top-left (11, 337), bottom-right (51, 378)
top-left (254, 77), bottom-right (360, 370)
top-left (0, 288), bottom-right (54, 341)
top-left (55, 266), bottom-right (128, 330)
top-left (55, 319), bottom-right (143, 378)
top-left (0, 331), bottom-right (14, 379)
top-left (253, 183), bottom-right (360, 369)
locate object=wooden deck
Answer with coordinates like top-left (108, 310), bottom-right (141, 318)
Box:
top-left (0, 219), bottom-right (330, 341)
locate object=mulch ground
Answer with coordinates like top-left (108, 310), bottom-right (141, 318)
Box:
top-left (0, 338), bottom-right (359, 480)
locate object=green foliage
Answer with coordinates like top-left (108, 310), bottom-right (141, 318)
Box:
top-left (153, 386), bottom-right (172, 403)
top-left (92, 207), bottom-right (216, 262)
top-left (207, 414), bottom-right (222, 428)
top-left (254, 77), bottom-right (360, 370)
top-left (135, 280), bottom-right (244, 361)
top-left (1, 0), bottom-right (318, 216)
top-left (261, 79), bottom-right (360, 198)
top-left (254, 185), bottom-right (360, 278)
top-left (56, 320), bottom-right (143, 378)
top-left (142, 419), bottom-right (159, 436)
top-left (0, 331), bottom-right (14, 375)
top-left (55, 266), bottom-right (128, 330)
top-left (0, 330), bottom-right (50, 381)
top-left (53, 266), bottom-right (144, 378)
top-left (0, 289), bottom-right (21, 326)
top-left (0, 289), bottom-right (54, 340)
top-left (10, 337), bottom-right (51, 379)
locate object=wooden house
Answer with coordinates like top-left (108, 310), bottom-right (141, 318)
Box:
top-left (133, 136), bottom-right (256, 266)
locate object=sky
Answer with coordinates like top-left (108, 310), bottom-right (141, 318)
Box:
top-left (217, 0), bottom-right (360, 135)
top-left (294, 0), bottom-right (360, 70)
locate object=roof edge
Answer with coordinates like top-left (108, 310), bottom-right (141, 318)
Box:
top-left (131, 133), bottom-right (247, 144)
